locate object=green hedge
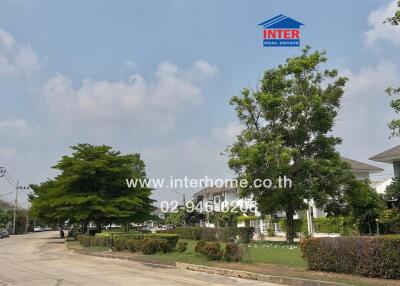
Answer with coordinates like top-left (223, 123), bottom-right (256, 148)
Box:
top-left (279, 218), bottom-right (308, 235)
top-left (77, 233), bottom-right (178, 253)
top-left (157, 227), bottom-right (254, 243)
top-left (94, 233), bottom-right (179, 248)
top-left (279, 216), bottom-right (358, 236)
top-left (313, 217), bottom-right (358, 236)
top-left (300, 236), bottom-right (400, 279)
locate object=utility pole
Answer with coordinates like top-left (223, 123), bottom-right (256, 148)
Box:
top-left (12, 181), bottom-right (29, 235)
top-left (13, 180), bottom-right (19, 235)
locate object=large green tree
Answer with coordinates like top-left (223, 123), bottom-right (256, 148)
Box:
top-left (228, 47), bottom-right (360, 242)
top-left (30, 144), bottom-right (155, 232)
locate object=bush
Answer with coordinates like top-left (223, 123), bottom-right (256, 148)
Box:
top-left (158, 239), bottom-right (173, 253)
top-left (236, 227), bottom-right (254, 243)
top-left (194, 240), bottom-right (207, 254)
top-left (141, 239), bottom-right (161, 255)
top-left (313, 217), bottom-right (358, 236)
top-left (158, 227), bottom-right (216, 241)
top-left (223, 242), bottom-right (242, 262)
top-left (126, 239), bottom-right (142, 253)
top-left (202, 242), bottom-right (222, 260)
top-left (158, 227), bottom-right (254, 243)
top-left (76, 234), bottom-right (95, 247)
top-left (177, 241), bottom-right (188, 253)
top-left (300, 236), bottom-right (400, 279)
top-left (112, 237), bottom-right (128, 251)
top-left (110, 233), bottom-right (179, 248)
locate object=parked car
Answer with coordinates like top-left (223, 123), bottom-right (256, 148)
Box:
top-left (0, 232), bottom-right (3, 239)
top-left (43, 227), bottom-right (52, 231)
top-left (33, 226), bottom-right (43, 232)
top-left (0, 229), bottom-right (9, 238)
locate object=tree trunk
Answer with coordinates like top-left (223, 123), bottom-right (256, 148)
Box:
top-left (82, 220), bottom-right (88, 233)
top-left (96, 221), bottom-right (102, 233)
top-left (368, 221), bottom-right (372, 236)
top-left (286, 207), bottom-right (295, 243)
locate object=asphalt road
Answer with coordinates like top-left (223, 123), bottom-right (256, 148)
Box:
top-left (0, 231), bottom-right (284, 286)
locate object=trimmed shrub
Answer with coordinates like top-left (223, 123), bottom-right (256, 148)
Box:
top-left (202, 242), bottom-right (222, 260)
top-left (110, 233), bottom-right (179, 248)
top-left (177, 241), bottom-right (188, 253)
top-left (194, 240), bottom-right (207, 254)
top-left (142, 239), bottom-right (161, 255)
top-left (158, 227), bottom-right (216, 241)
top-left (236, 227), bottom-right (254, 243)
top-left (76, 234), bottom-right (95, 247)
top-left (223, 242), bottom-right (242, 262)
top-left (112, 237), bottom-right (128, 251)
top-left (126, 239), bottom-right (142, 253)
top-left (313, 217), bottom-right (358, 236)
top-left (300, 236), bottom-right (400, 279)
top-left (158, 227), bottom-right (254, 243)
top-left (158, 239), bottom-right (173, 253)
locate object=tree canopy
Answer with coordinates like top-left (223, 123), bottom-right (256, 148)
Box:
top-left (29, 143), bottom-right (155, 231)
top-left (227, 47), bottom-right (366, 241)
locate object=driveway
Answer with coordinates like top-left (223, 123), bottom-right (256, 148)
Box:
top-left (0, 231), bottom-right (284, 286)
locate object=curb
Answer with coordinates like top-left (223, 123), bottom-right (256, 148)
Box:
top-left (175, 263), bottom-right (349, 286)
top-left (66, 245), bottom-right (350, 286)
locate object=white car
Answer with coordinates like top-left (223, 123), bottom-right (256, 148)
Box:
top-left (33, 226), bottom-right (43, 232)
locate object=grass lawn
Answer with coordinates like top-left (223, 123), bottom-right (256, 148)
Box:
top-left (145, 240), bottom-right (306, 268)
top-left (242, 241), bottom-right (307, 268)
top-left (143, 240), bottom-right (212, 265)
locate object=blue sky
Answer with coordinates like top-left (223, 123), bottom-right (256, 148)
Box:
top-left (0, 0), bottom-right (400, 206)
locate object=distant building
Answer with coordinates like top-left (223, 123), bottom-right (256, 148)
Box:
top-left (192, 157), bottom-right (387, 234)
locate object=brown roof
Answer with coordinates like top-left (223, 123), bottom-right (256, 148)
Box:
top-left (342, 157), bottom-right (383, 173)
top-left (369, 145), bottom-right (400, 163)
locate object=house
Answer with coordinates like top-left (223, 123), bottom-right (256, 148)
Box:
top-left (192, 157), bottom-right (386, 234)
top-left (370, 144), bottom-right (400, 177)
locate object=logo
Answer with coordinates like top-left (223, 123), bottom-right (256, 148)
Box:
top-left (258, 14), bottom-right (304, 47)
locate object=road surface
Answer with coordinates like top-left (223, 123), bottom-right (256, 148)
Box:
top-left (0, 232), bottom-right (284, 286)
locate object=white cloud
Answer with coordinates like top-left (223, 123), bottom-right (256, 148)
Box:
top-left (0, 28), bottom-right (42, 77)
top-left (0, 28), bottom-right (15, 49)
top-left (365, 0), bottom-right (400, 46)
top-left (188, 59), bottom-right (218, 80)
top-left (0, 119), bottom-right (41, 138)
top-left (141, 121), bottom-right (241, 201)
top-left (14, 46), bottom-right (40, 75)
top-left (336, 60), bottom-right (400, 171)
top-left (42, 60), bottom-right (216, 130)
top-left (0, 54), bottom-right (16, 76)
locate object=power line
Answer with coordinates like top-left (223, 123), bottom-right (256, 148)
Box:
top-left (4, 174), bottom-right (16, 188)
top-left (5, 171), bottom-right (17, 185)
top-left (0, 191), bottom-right (14, 198)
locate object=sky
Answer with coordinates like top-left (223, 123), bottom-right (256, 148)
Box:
top-left (0, 0), bottom-right (399, 207)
